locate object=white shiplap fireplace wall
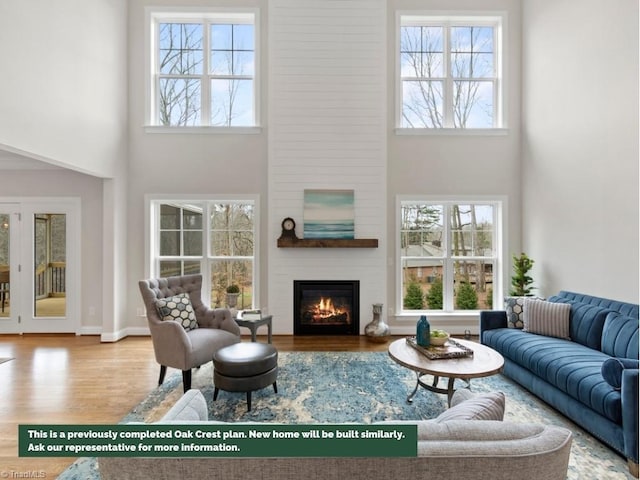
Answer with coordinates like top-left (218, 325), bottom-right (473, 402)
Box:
top-left (267, 0), bottom-right (387, 334)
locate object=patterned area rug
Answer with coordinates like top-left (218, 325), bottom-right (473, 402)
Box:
top-left (60, 351), bottom-right (633, 479)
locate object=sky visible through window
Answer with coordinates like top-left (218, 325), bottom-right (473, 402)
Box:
top-left (400, 19), bottom-right (498, 128)
top-left (157, 18), bottom-right (255, 127)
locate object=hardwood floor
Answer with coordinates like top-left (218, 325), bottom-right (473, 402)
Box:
top-left (0, 333), bottom-right (400, 478)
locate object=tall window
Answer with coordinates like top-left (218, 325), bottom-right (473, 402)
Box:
top-left (158, 204), bottom-right (203, 277)
top-left (151, 200), bottom-right (257, 309)
top-left (149, 10), bottom-right (258, 127)
top-left (399, 200), bottom-right (502, 313)
top-left (398, 14), bottom-right (503, 129)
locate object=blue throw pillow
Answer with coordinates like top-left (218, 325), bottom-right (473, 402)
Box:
top-left (601, 312), bottom-right (639, 359)
top-left (601, 358), bottom-right (640, 390)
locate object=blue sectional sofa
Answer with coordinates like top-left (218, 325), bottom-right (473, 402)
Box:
top-left (480, 291), bottom-right (639, 476)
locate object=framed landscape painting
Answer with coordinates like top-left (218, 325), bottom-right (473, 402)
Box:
top-left (303, 189), bottom-right (355, 239)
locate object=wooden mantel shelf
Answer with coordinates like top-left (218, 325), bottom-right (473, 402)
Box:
top-left (277, 237), bottom-right (378, 248)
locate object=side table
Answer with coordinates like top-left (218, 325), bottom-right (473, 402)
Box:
top-left (235, 315), bottom-right (273, 343)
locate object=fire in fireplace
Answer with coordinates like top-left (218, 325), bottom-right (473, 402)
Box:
top-left (293, 280), bottom-right (360, 335)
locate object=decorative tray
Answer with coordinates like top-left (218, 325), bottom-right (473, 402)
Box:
top-left (406, 336), bottom-right (474, 360)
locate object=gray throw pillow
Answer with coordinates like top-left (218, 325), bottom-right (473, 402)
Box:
top-left (523, 298), bottom-right (570, 339)
top-left (504, 296), bottom-right (543, 328)
top-left (434, 391), bottom-right (505, 423)
top-left (155, 293), bottom-right (199, 331)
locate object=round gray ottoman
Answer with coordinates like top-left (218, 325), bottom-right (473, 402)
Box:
top-left (213, 342), bottom-right (278, 411)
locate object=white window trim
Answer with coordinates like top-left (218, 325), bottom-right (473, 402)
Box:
top-left (145, 194), bottom-right (260, 308)
top-left (144, 125), bottom-right (262, 135)
top-left (395, 195), bottom-right (507, 316)
top-left (144, 7), bottom-right (261, 133)
top-left (395, 11), bottom-right (507, 134)
top-left (395, 127), bottom-right (508, 136)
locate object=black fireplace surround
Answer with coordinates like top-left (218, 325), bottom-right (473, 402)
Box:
top-left (293, 280), bottom-right (360, 335)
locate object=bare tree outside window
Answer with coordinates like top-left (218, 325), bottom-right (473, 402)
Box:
top-left (451, 26), bottom-right (494, 128)
top-left (210, 24), bottom-right (254, 126)
top-left (400, 20), bottom-right (497, 128)
top-left (400, 204), bottom-right (443, 253)
top-left (450, 205), bottom-right (494, 304)
top-left (154, 201), bottom-right (256, 308)
top-left (400, 203), bottom-right (497, 312)
top-left (400, 26), bottom-right (444, 128)
top-left (155, 17), bottom-right (255, 127)
top-left (210, 203), bottom-right (255, 308)
top-left (158, 23), bottom-right (203, 126)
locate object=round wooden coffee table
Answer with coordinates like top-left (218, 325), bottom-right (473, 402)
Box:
top-left (388, 337), bottom-right (504, 405)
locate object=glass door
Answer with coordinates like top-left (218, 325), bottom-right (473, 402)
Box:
top-left (0, 199), bottom-right (80, 334)
top-left (34, 214), bottom-right (67, 318)
top-left (0, 204), bottom-right (20, 333)
top-left (21, 200), bottom-right (79, 333)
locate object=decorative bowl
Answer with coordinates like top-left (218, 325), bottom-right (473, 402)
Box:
top-left (429, 331), bottom-right (450, 346)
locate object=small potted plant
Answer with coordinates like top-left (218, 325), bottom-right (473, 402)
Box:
top-left (225, 284), bottom-right (240, 309)
top-left (510, 252), bottom-right (535, 296)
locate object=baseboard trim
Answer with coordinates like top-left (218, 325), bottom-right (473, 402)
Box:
top-left (100, 326), bottom-right (150, 342)
top-left (79, 326), bottom-right (102, 336)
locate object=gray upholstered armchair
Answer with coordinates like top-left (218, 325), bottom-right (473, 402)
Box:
top-left (139, 274), bottom-right (241, 393)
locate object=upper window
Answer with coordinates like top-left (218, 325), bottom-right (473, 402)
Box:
top-left (149, 10), bottom-right (258, 128)
top-left (398, 14), bottom-right (503, 130)
top-left (398, 199), bottom-right (502, 313)
top-left (150, 199), bottom-right (258, 309)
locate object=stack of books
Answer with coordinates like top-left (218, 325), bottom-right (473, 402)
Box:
top-left (239, 309), bottom-right (262, 320)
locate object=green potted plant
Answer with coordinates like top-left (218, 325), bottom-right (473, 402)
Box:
top-left (225, 284), bottom-right (240, 309)
top-left (510, 253), bottom-right (535, 296)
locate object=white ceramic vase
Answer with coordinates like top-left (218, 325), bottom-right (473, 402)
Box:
top-left (364, 303), bottom-right (390, 343)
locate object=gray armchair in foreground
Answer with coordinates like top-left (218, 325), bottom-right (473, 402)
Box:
top-left (139, 274), bottom-right (241, 393)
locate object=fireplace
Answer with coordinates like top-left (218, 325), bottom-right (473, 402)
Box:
top-left (293, 280), bottom-right (360, 335)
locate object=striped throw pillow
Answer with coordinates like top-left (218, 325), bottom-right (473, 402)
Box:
top-left (523, 298), bottom-right (570, 339)
top-left (504, 296), bottom-right (544, 328)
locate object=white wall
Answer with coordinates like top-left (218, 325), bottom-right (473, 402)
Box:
top-left (3, 0), bottom-right (636, 339)
top-left (0, 0), bottom-right (129, 338)
top-left (387, 0), bottom-right (523, 332)
top-left (9, 0), bottom-right (634, 339)
top-left (0, 170), bottom-right (104, 332)
top-left (123, 0), bottom-right (524, 335)
top-left (522, 0), bottom-right (639, 302)
top-left (126, 0), bottom-right (269, 329)
top-left (268, 0), bottom-right (388, 334)
top-left (101, 176), bottom-right (129, 341)
top-left (0, 0), bottom-right (128, 178)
